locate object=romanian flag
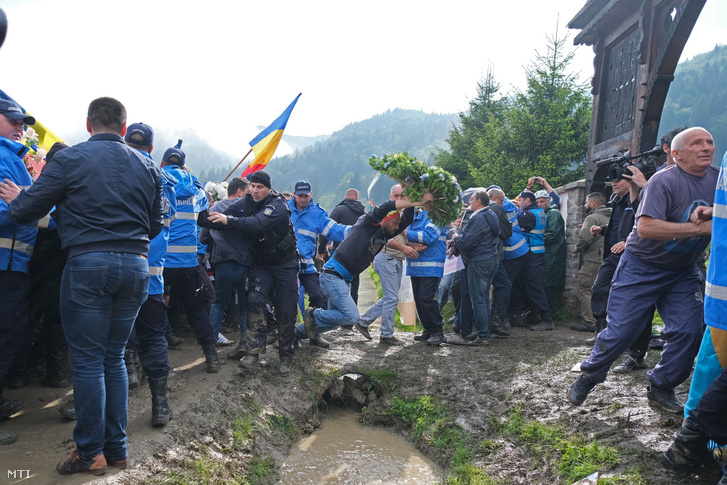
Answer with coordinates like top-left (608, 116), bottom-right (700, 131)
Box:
top-left (0, 89), bottom-right (65, 152)
top-left (241, 93), bottom-right (301, 177)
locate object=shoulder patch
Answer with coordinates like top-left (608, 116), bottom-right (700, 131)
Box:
top-left (264, 206), bottom-right (275, 216)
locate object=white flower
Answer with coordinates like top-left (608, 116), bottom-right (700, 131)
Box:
top-left (34, 148), bottom-right (46, 164)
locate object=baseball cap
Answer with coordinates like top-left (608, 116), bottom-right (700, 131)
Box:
top-left (534, 190), bottom-right (550, 200)
top-left (519, 190), bottom-right (536, 202)
top-left (294, 180), bottom-right (312, 195)
top-left (163, 139), bottom-right (185, 166)
top-left (0, 99), bottom-right (35, 125)
top-left (124, 122), bottom-right (154, 146)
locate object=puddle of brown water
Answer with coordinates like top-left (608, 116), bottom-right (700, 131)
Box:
top-left (278, 405), bottom-right (443, 484)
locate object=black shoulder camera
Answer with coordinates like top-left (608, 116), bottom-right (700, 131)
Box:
top-left (595, 146), bottom-right (663, 181)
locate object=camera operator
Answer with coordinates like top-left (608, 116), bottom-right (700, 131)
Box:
top-left (569, 127), bottom-right (718, 413)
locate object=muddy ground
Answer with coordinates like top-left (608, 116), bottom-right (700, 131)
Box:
top-left (0, 274), bottom-right (716, 485)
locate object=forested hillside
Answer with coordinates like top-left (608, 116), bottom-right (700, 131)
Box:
top-left (661, 44), bottom-right (727, 159)
top-left (265, 109), bottom-right (456, 210)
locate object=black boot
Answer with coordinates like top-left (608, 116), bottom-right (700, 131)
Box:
top-left (531, 311), bottom-right (554, 331)
top-left (586, 316), bottom-right (607, 345)
top-left (148, 377), bottom-right (172, 426)
top-left (125, 349), bottom-right (140, 389)
top-left (662, 421), bottom-right (709, 474)
top-left (202, 343), bottom-right (220, 373)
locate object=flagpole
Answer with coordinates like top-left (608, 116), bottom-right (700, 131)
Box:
top-left (223, 148), bottom-right (254, 182)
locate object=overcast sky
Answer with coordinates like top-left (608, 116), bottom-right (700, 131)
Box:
top-left (1, 0), bottom-right (725, 157)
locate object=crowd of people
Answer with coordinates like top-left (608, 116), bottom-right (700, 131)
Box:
top-left (0, 96), bottom-right (725, 482)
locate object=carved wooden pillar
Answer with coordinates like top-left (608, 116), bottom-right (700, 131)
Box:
top-left (568, 0), bottom-right (706, 193)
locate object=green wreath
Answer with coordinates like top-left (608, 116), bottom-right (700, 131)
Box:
top-left (369, 152), bottom-right (462, 227)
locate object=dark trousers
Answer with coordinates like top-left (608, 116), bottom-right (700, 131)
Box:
top-left (133, 295), bottom-right (170, 380)
top-left (503, 251), bottom-right (549, 314)
top-left (491, 259), bottom-right (513, 316)
top-left (164, 267), bottom-right (215, 347)
top-left (246, 260), bottom-right (299, 361)
top-left (350, 273), bottom-right (360, 305)
top-left (299, 272), bottom-right (325, 309)
top-left (590, 252), bottom-right (620, 318)
top-left (0, 271), bottom-right (29, 394)
top-left (411, 276), bottom-right (443, 336)
top-left (690, 364), bottom-right (727, 445)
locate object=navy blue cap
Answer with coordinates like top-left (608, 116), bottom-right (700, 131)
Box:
top-left (0, 99), bottom-right (35, 125)
top-left (124, 122), bottom-right (154, 146)
top-left (163, 139), bottom-right (185, 166)
top-left (294, 180), bottom-right (312, 195)
top-left (519, 190), bottom-right (536, 202)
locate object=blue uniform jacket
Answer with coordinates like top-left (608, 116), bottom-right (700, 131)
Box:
top-left (287, 198), bottom-right (349, 274)
top-left (406, 209), bottom-right (446, 278)
top-left (164, 165), bottom-right (205, 268)
top-left (148, 166), bottom-right (177, 295)
top-left (501, 197), bottom-right (529, 260)
top-left (0, 137), bottom-right (38, 273)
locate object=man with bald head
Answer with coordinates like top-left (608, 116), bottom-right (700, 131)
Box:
top-left (569, 127), bottom-right (719, 413)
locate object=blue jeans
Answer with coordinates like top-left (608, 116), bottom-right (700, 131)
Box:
top-left (209, 260), bottom-right (250, 341)
top-left (360, 252), bottom-right (402, 337)
top-left (460, 259), bottom-right (498, 340)
top-left (296, 272), bottom-right (359, 336)
top-left (61, 252), bottom-right (149, 461)
top-left (438, 272), bottom-right (454, 307)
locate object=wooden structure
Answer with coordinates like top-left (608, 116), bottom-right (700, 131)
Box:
top-left (568, 0), bottom-right (707, 192)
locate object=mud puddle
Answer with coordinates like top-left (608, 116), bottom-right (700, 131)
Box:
top-left (278, 404), bottom-right (443, 484)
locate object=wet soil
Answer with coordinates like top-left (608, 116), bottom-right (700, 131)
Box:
top-left (0, 274), bottom-right (713, 484)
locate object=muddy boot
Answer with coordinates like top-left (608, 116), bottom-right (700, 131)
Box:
top-left (148, 377), bottom-right (172, 426)
top-left (58, 398), bottom-right (76, 420)
top-left (202, 343), bottom-right (220, 373)
top-left (125, 349), bottom-right (140, 389)
top-left (662, 421), bottom-right (709, 474)
top-left (490, 311), bottom-right (510, 338)
top-left (586, 316), bottom-right (606, 345)
top-left (530, 311), bottom-right (554, 331)
top-left (43, 347), bottom-right (71, 388)
top-left (278, 358), bottom-right (293, 376)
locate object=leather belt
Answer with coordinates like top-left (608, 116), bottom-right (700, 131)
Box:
top-left (322, 268), bottom-right (342, 279)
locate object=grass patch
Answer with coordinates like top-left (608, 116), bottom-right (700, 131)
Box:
top-left (244, 456), bottom-right (275, 485)
top-left (231, 414), bottom-right (254, 450)
top-left (355, 368), bottom-right (398, 392)
top-left (267, 413), bottom-right (296, 435)
top-left (387, 394), bottom-right (498, 484)
top-left (490, 407), bottom-right (619, 484)
top-left (552, 306), bottom-right (572, 323)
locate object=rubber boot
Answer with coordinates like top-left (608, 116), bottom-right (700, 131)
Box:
top-left (125, 349), bottom-right (140, 389)
top-left (531, 311), bottom-right (554, 331)
top-left (148, 376), bottom-right (172, 426)
top-left (202, 343), bottom-right (220, 373)
top-left (662, 421), bottom-right (709, 474)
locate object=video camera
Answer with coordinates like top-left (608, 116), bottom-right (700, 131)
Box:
top-left (595, 146), bottom-right (664, 181)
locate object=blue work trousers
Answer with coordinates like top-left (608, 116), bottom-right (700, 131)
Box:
top-left (581, 252), bottom-right (704, 389)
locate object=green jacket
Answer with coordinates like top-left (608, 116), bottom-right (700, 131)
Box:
top-left (577, 205), bottom-right (612, 263)
top-left (542, 205), bottom-right (566, 288)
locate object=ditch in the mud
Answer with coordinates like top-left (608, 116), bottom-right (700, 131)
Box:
top-left (278, 373), bottom-right (444, 484)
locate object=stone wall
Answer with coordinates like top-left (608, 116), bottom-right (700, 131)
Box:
top-left (552, 180), bottom-right (587, 314)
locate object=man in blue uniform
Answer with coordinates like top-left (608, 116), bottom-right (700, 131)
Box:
top-left (125, 123), bottom-right (176, 427)
top-left (0, 99), bottom-right (38, 445)
top-left (514, 190), bottom-right (552, 331)
top-left (288, 180), bottom-right (349, 347)
top-left (569, 127), bottom-right (718, 413)
top-left (162, 144), bottom-right (220, 373)
top-left (406, 208), bottom-right (447, 345)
